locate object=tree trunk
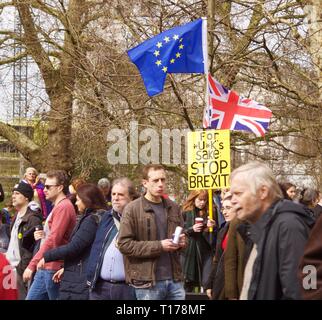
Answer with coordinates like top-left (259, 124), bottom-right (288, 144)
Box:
top-left (42, 90), bottom-right (74, 173)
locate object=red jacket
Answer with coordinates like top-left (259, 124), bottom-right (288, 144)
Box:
top-left (0, 253), bottom-right (18, 300)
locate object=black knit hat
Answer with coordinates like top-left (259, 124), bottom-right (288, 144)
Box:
top-left (13, 182), bottom-right (34, 201)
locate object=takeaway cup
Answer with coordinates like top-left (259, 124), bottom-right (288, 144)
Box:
top-left (195, 217), bottom-right (204, 224)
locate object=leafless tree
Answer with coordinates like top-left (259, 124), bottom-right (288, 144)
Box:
top-left (0, 0), bottom-right (320, 188)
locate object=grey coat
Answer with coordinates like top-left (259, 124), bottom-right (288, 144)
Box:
top-left (246, 199), bottom-right (315, 300)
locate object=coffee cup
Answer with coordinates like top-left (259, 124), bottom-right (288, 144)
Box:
top-left (195, 217), bottom-right (204, 225)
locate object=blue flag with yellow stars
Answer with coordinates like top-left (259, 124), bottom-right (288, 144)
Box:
top-left (127, 18), bottom-right (206, 97)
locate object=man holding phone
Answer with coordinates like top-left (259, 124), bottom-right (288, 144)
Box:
top-left (118, 164), bottom-right (187, 300)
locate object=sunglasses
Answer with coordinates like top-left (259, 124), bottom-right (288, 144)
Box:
top-left (44, 184), bottom-right (59, 190)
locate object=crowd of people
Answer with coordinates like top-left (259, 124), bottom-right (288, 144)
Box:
top-left (0, 162), bottom-right (322, 300)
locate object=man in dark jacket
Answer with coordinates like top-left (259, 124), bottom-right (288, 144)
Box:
top-left (230, 161), bottom-right (315, 300)
top-left (118, 164), bottom-right (187, 300)
top-left (6, 182), bottom-right (43, 299)
top-left (87, 177), bottom-right (137, 300)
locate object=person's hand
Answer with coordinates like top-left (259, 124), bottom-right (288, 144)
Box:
top-left (192, 223), bottom-right (204, 232)
top-left (52, 268), bottom-right (64, 283)
top-left (161, 239), bottom-right (180, 252)
top-left (37, 258), bottom-right (45, 270)
top-left (206, 289), bottom-right (212, 299)
top-left (23, 268), bottom-right (33, 282)
top-left (34, 230), bottom-right (45, 241)
top-left (206, 216), bottom-right (216, 228)
top-left (178, 233), bottom-right (187, 248)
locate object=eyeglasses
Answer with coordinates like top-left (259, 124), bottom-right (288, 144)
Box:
top-left (44, 184), bottom-right (59, 190)
top-left (222, 206), bottom-right (232, 212)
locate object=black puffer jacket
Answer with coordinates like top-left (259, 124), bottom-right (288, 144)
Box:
top-left (245, 199), bottom-right (315, 300)
top-left (43, 208), bottom-right (104, 300)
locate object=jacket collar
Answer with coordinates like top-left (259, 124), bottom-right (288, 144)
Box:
top-left (105, 208), bottom-right (121, 220)
top-left (112, 209), bottom-right (121, 221)
top-left (237, 221), bottom-right (251, 243)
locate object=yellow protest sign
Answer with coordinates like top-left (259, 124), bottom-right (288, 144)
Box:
top-left (187, 129), bottom-right (231, 190)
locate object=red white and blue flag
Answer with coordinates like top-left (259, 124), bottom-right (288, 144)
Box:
top-left (203, 74), bottom-right (272, 137)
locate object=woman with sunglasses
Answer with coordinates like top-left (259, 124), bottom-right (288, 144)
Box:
top-left (36, 183), bottom-right (107, 300)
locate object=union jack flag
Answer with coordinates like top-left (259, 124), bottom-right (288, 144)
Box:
top-left (203, 74), bottom-right (272, 137)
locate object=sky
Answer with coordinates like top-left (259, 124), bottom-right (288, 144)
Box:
top-left (0, 6), bottom-right (14, 122)
top-left (0, 6), bottom-right (47, 122)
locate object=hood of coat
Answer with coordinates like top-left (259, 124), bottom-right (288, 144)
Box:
top-left (298, 203), bottom-right (316, 222)
top-left (27, 201), bottom-right (41, 212)
top-left (23, 202), bottom-right (43, 222)
top-left (249, 199), bottom-right (315, 244)
top-left (277, 200), bottom-right (316, 227)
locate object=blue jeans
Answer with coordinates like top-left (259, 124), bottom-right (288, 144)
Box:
top-left (135, 280), bottom-right (185, 300)
top-left (89, 279), bottom-right (136, 300)
top-left (26, 269), bottom-right (60, 300)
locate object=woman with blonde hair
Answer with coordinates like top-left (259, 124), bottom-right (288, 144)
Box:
top-left (23, 167), bottom-right (52, 219)
top-left (182, 189), bottom-right (216, 292)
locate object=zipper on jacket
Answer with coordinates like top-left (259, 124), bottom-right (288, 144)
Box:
top-left (78, 260), bottom-right (83, 275)
top-left (147, 218), bottom-right (151, 240)
top-left (91, 225), bottom-right (115, 290)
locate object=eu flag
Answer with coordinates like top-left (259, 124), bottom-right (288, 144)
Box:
top-left (127, 18), bottom-right (206, 97)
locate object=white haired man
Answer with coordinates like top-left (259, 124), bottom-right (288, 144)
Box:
top-left (97, 178), bottom-right (112, 209)
top-left (230, 161), bottom-right (315, 300)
